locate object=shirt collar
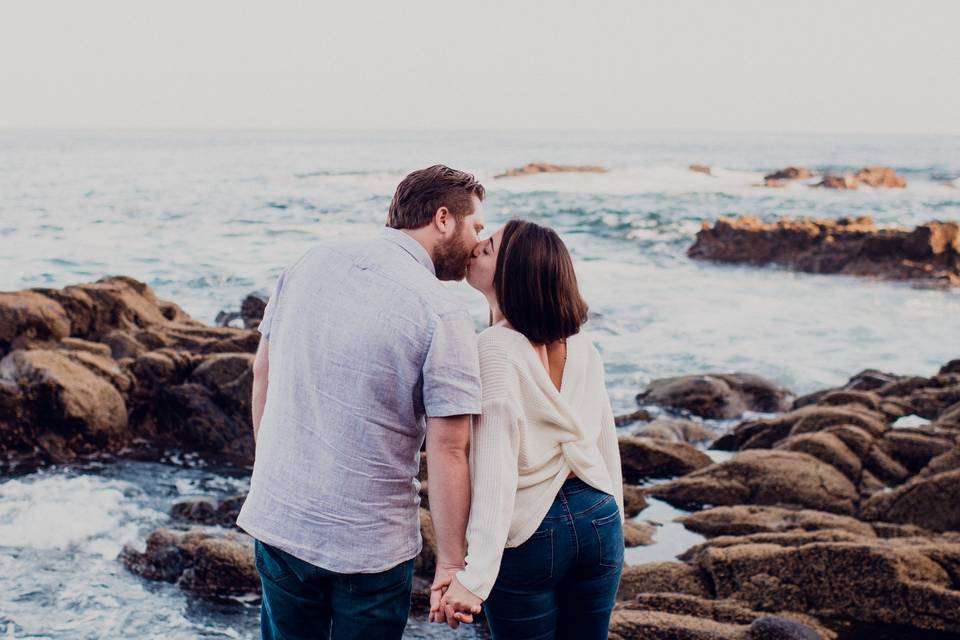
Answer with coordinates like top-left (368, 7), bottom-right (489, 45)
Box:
top-left (381, 227), bottom-right (436, 276)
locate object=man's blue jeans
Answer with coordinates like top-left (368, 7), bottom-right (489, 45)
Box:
top-left (483, 477), bottom-right (625, 640)
top-left (254, 539), bottom-right (414, 640)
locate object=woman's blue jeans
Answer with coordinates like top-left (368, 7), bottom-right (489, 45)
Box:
top-left (483, 477), bottom-right (625, 640)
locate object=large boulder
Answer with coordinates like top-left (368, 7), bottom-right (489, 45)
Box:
top-left (180, 536), bottom-right (260, 596)
top-left (170, 495), bottom-right (245, 527)
top-left (678, 505), bottom-right (876, 539)
top-left (713, 404), bottom-right (887, 451)
top-left (651, 450), bottom-right (859, 514)
top-left (0, 349), bottom-right (128, 463)
top-left (0, 277), bottom-right (262, 469)
top-left (636, 373), bottom-right (794, 419)
top-left (618, 436), bottom-right (713, 481)
top-left (629, 418), bottom-right (715, 444)
top-left (688, 216), bottom-right (960, 286)
top-left (495, 162), bottom-right (607, 178)
top-left (611, 593), bottom-right (832, 639)
top-left (693, 537), bottom-right (960, 633)
top-left (0, 290), bottom-right (72, 353)
top-left (860, 469), bottom-right (960, 532)
top-left (617, 562), bottom-right (711, 601)
top-left (121, 527), bottom-right (259, 597)
top-left (853, 166), bottom-right (907, 188)
top-left (774, 433), bottom-right (862, 482)
top-left (764, 167), bottom-right (814, 182)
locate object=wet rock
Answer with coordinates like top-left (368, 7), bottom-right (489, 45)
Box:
top-left (651, 450), bottom-right (858, 514)
top-left (216, 294), bottom-right (267, 330)
top-left (495, 162), bottom-right (607, 178)
top-left (692, 537), bottom-right (960, 633)
top-left (844, 368), bottom-right (901, 392)
top-left (764, 167), bottom-right (814, 182)
top-left (941, 360), bottom-right (960, 376)
top-left (860, 469), bottom-right (960, 532)
top-left (190, 353), bottom-right (255, 410)
top-left (877, 430), bottom-right (955, 474)
top-left (623, 484), bottom-right (649, 518)
top-left (863, 445), bottom-right (910, 486)
top-left (679, 529), bottom-right (871, 561)
top-left (121, 528), bottom-right (194, 582)
top-left (0, 277), bottom-right (262, 468)
top-left (0, 290), bottom-right (72, 354)
top-left (614, 408), bottom-right (653, 427)
top-left (934, 401), bottom-right (960, 430)
top-left (774, 433), bottom-right (862, 482)
top-left (917, 448), bottom-right (960, 479)
top-left (122, 527), bottom-right (258, 596)
top-left (636, 372), bottom-right (793, 419)
top-left (180, 535), bottom-right (259, 596)
top-left (0, 349), bottom-right (128, 463)
top-left (624, 520), bottom-right (657, 547)
top-left (608, 609), bottom-right (752, 640)
top-left (750, 616), bottom-right (825, 640)
top-left (630, 418), bottom-right (715, 444)
top-left (678, 505), bottom-right (876, 539)
top-left (171, 495), bottom-right (245, 527)
top-left (618, 436), bottom-right (713, 481)
top-left (818, 389), bottom-right (881, 412)
top-left (713, 404), bottom-right (887, 451)
top-left (814, 175), bottom-right (859, 189)
top-left (853, 166), bottom-right (907, 188)
top-left (688, 216), bottom-right (960, 285)
top-left (617, 562), bottom-right (711, 600)
top-left (623, 593), bottom-right (833, 639)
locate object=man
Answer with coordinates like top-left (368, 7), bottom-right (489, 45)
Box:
top-left (237, 165), bottom-right (486, 639)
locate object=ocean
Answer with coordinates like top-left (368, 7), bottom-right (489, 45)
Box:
top-left (1, 129), bottom-right (958, 638)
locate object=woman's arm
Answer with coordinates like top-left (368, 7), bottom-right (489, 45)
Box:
top-left (594, 346), bottom-right (625, 522)
top-left (453, 396), bottom-right (522, 601)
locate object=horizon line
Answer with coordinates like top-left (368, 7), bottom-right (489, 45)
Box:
top-left (2, 126), bottom-right (960, 138)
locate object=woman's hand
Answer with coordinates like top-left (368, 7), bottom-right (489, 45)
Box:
top-left (437, 576), bottom-right (483, 628)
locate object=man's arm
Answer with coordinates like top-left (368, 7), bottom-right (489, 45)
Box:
top-left (251, 336), bottom-right (269, 441)
top-left (425, 414), bottom-right (472, 627)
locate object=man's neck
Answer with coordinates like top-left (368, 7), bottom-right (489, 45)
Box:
top-left (398, 227), bottom-right (436, 263)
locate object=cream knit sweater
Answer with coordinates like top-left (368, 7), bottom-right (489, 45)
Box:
top-left (455, 325), bottom-right (625, 600)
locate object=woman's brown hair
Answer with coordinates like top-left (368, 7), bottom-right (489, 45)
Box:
top-left (493, 219), bottom-right (589, 344)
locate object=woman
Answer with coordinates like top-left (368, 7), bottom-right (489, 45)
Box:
top-left (433, 219), bottom-right (625, 639)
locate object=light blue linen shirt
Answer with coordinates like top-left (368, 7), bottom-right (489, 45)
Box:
top-left (237, 227), bottom-right (482, 573)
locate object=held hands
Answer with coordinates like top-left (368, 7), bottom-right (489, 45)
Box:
top-left (429, 565), bottom-right (483, 629)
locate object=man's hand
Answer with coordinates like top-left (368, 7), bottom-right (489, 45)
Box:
top-left (429, 563), bottom-right (459, 627)
top-left (438, 575), bottom-right (482, 628)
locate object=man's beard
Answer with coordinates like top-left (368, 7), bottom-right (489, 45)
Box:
top-left (434, 227), bottom-right (472, 281)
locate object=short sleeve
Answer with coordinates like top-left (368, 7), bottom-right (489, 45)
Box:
top-left (422, 309), bottom-right (482, 417)
top-left (257, 269), bottom-right (287, 339)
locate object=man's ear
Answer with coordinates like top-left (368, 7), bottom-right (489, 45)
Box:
top-left (434, 206), bottom-right (451, 234)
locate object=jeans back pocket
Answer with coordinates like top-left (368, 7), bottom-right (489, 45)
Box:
top-left (592, 510), bottom-right (624, 570)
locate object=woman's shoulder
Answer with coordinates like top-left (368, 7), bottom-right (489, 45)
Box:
top-left (477, 324), bottom-right (527, 351)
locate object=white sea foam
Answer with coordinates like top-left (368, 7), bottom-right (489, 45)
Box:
top-left (0, 474), bottom-right (163, 556)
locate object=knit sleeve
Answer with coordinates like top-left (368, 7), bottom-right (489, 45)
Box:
top-left (592, 342), bottom-right (625, 523)
top-left (598, 386), bottom-right (625, 523)
top-left (455, 396), bottom-right (521, 600)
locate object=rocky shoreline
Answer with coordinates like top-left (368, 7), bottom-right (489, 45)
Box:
top-left (688, 216), bottom-right (960, 286)
top-left (2, 278), bottom-right (958, 638)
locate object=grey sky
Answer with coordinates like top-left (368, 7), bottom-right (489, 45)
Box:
top-left (2, 0), bottom-right (958, 133)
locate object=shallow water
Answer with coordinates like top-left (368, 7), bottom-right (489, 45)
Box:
top-left (1, 130), bottom-right (958, 636)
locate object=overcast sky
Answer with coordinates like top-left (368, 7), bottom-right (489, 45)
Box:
top-left (2, 0), bottom-right (958, 133)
